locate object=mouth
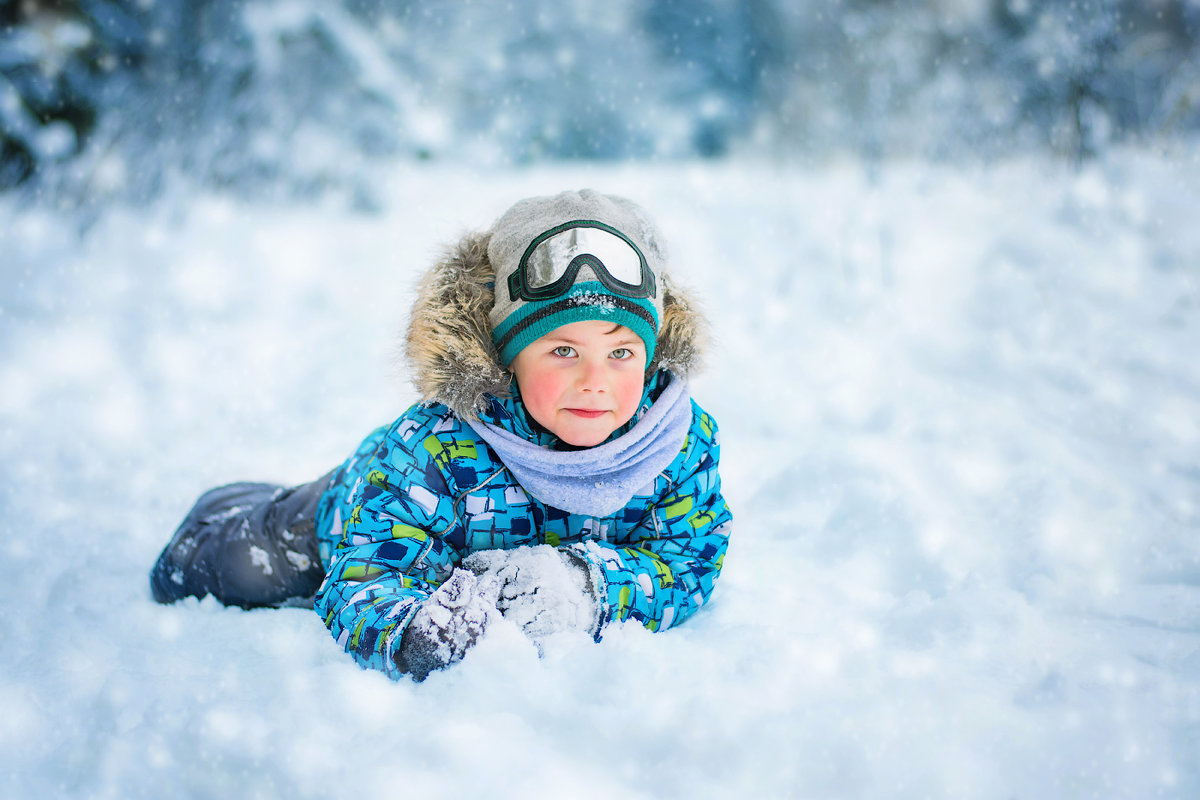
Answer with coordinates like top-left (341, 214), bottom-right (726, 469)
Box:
top-left (565, 408), bottom-right (608, 418)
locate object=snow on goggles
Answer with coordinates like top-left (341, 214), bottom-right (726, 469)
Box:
top-left (508, 220), bottom-right (657, 302)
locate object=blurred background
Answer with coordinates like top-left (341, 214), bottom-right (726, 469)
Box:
top-left (2, 0), bottom-right (1198, 209)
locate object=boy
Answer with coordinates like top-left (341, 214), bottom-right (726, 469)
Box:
top-left (151, 190), bottom-right (732, 680)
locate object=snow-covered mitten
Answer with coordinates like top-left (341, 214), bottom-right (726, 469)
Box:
top-left (394, 568), bottom-right (491, 681)
top-left (463, 545), bottom-right (602, 648)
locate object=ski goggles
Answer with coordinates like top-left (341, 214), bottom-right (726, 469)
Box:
top-left (508, 220), bottom-right (657, 303)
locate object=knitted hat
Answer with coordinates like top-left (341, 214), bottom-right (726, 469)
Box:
top-left (488, 190), bottom-right (667, 366)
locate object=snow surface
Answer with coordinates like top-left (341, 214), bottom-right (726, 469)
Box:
top-left (2, 151), bottom-right (1199, 798)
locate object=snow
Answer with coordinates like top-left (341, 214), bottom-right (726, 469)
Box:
top-left (2, 150), bottom-right (1199, 798)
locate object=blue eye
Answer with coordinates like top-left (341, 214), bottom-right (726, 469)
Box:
top-left (553, 346), bottom-right (576, 358)
top-left (611, 348), bottom-right (631, 360)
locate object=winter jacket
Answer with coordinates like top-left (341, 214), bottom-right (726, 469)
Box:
top-left (312, 232), bottom-right (732, 678)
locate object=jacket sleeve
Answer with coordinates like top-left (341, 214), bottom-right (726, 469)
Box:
top-left (570, 404), bottom-right (732, 634)
top-left (313, 416), bottom-right (465, 678)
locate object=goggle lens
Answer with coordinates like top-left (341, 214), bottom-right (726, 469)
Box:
top-left (525, 226), bottom-right (645, 289)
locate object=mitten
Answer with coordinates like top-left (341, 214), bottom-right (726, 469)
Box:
top-left (394, 568), bottom-right (492, 681)
top-left (463, 545), bottom-right (602, 648)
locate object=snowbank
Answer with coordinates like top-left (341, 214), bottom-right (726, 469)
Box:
top-left (1, 151), bottom-right (1198, 798)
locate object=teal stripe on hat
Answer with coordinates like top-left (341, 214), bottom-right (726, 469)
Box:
top-left (493, 281), bottom-right (658, 366)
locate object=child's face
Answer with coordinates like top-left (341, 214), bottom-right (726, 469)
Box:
top-left (509, 320), bottom-right (647, 447)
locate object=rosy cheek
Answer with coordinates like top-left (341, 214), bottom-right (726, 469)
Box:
top-left (615, 375), bottom-right (644, 418)
top-left (522, 372), bottom-right (563, 421)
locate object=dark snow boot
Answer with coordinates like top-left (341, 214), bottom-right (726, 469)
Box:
top-left (149, 471), bottom-right (333, 608)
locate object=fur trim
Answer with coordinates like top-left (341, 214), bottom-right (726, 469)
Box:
top-left (404, 231), bottom-right (708, 418)
top-left (653, 272), bottom-right (708, 381)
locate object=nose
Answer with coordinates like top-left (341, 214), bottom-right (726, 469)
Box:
top-left (576, 359), bottom-right (608, 392)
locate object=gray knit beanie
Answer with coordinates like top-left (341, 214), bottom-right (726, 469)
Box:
top-left (487, 190), bottom-right (667, 366)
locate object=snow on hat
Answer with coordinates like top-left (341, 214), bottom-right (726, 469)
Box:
top-left (488, 189), bottom-right (667, 367)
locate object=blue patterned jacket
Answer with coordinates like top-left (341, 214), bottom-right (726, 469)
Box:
top-left (313, 372), bottom-right (731, 678)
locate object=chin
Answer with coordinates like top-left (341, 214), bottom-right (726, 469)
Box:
top-left (559, 431), bottom-right (608, 447)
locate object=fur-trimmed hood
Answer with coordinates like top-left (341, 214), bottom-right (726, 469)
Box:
top-left (404, 230), bottom-right (708, 419)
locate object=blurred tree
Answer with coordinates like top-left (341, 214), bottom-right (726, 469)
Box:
top-left (2, 0), bottom-right (1198, 204)
top-left (643, 0), bottom-right (780, 157)
top-left (0, 0), bottom-right (148, 189)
